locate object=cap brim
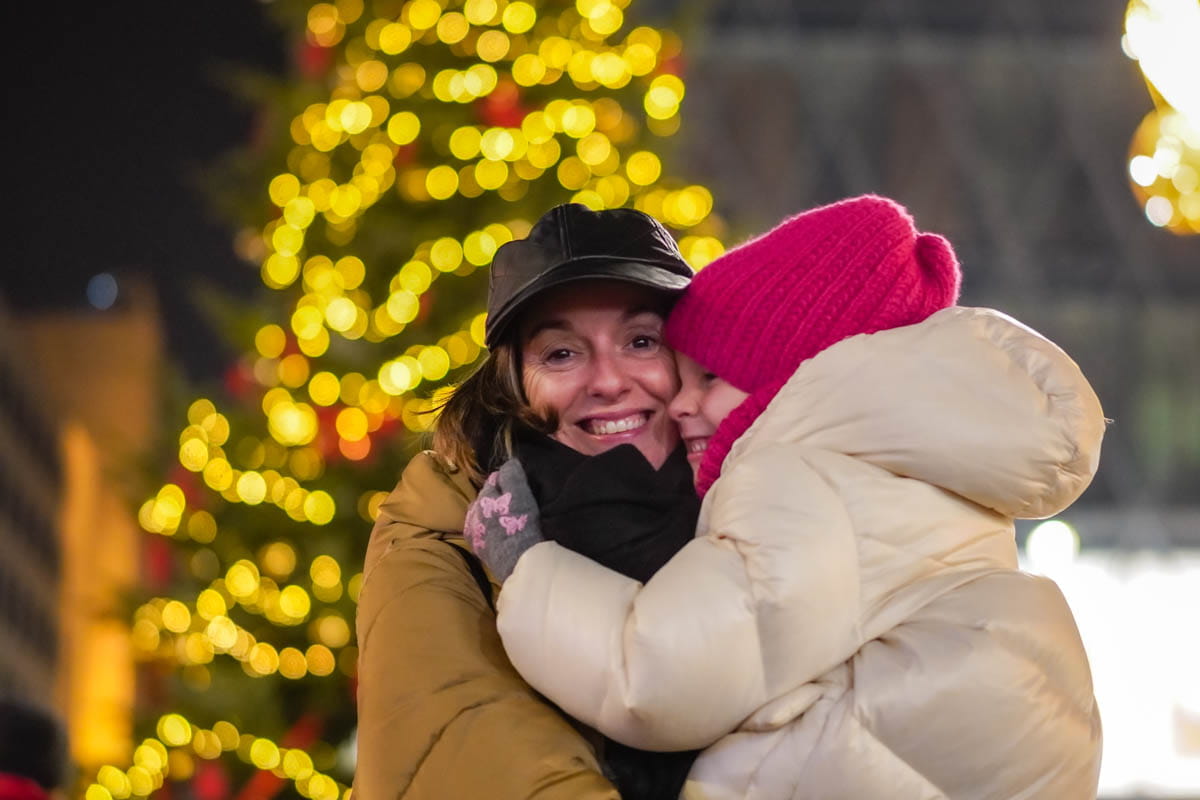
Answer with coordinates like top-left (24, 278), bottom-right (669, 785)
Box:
top-left (485, 260), bottom-right (692, 348)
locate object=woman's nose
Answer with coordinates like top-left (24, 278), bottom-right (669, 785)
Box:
top-left (586, 352), bottom-right (629, 398)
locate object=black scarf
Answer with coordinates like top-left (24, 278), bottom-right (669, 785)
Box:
top-left (513, 427), bottom-right (701, 800)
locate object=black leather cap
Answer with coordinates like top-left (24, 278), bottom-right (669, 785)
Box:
top-left (485, 204), bottom-right (694, 348)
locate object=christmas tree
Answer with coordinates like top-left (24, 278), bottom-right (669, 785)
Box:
top-left (84, 1), bottom-right (722, 798)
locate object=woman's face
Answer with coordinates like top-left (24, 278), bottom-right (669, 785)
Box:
top-left (520, 281), bottom-right (680, 469)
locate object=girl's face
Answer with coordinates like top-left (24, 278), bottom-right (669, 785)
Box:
top-left (668, 354), bottom-right (750, 478)
top-left (520, 281), bottom-right (680, 469)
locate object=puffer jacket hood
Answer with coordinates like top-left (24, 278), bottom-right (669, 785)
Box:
top-left (729, 306), bottom-right (1104, 519)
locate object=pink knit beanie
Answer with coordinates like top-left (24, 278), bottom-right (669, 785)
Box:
top-left (665, 195), bottom-right (962, 495)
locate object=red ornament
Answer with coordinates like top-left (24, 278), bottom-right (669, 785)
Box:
top-left (223, 360), bottom-right (256, 401)
top-left (296, 40), bottom-right (334, 81)
top-left (143, 535), bottom-right (173, 592)
top-left (656, 55), bottom-right (685, 77)
top-left (167, 465), bottom-right (205, 509)
top-left (193, 762), bottom-right (230, 800)
top-left (393, 142), bottom-right (420, 167)
top-left (475, 78), bottom-right (528, 128)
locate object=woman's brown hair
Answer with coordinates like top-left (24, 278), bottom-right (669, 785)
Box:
top-left (431, 332), bottom-right (555, 486)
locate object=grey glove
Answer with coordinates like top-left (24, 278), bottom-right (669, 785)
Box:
top-left (463, 458), bottom-right (544, 582)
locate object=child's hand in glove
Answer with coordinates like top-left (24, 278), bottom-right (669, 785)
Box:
top-left (463, 458), bottom-right (543, 582)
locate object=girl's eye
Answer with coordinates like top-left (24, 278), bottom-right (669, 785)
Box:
top-left (702, 371), bottom-right (718, 384)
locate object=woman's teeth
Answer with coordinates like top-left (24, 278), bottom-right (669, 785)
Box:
top-left (584, 413), bottom-right (647, 435)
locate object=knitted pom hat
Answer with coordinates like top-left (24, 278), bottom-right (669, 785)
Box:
top-left (665, 195), bottom-right (962, 495)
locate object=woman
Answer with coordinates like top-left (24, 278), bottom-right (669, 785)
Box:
top-left (353, 204), bottom-right (699, 799)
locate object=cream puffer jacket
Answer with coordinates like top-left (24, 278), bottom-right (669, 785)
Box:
top-left (497, 307), bottom-right (1105, 799)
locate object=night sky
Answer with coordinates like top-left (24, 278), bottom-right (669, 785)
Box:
top-left (5, 2), bottom-right (286, 379)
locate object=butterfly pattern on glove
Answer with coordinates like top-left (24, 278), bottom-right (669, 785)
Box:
top-left (462, 458), bottom-right (544, 582)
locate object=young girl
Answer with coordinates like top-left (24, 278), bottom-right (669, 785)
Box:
top-left (466, 195), bottom-right (1104, 799)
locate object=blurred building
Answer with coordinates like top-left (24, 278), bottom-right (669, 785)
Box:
top-left (3, 280), bottom-right (162, 771)
top-left (0, 295), bottom-right (63, 704)
top-left (640, 0), bottom-right (1200, 795)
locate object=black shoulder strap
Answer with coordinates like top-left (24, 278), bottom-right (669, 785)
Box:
top-left (452, 544), bottom-right (496, 613)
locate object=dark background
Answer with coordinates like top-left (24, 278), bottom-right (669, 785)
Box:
top-left (4, 2), bottom-right (285, 379)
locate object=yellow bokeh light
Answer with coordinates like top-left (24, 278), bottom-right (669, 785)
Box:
top-left (202, 458), bottom-right (234, 492)
top-left (237, 471), bottom-right (268, 505)
top-left (134, 741), bottom-right (166, 772)
top-left (355, 60), bottom-right (389, 92)
top-left (279, 585), bottom-right (313, 620)
top-left (378, 22), bottom-right (412, 54)
top-left (418, 346), bottom-right (451, 380)
top-left (512, 53), bottom-right (547, 86)
top-left (248, 642), bottom-right (281, 675)
top-left (430, 237), bottom-right (465, 271)
top-left (437, 11), bottom-right (469, 43)
top-left (310, 555), bottom-right (342, 588)
top-left (557, 156), bottom-right (591, 190)
top-left (226, 560), bottom-right (261, 599)
top-left (480, 128), bottom-right (515, 160)
top-left (161, 600), bottom-right (191, 634)
top-left (449, 126), bottom-right (483, 160)
top-left (255, 324), bottom-right (287, 358)
top-left (386, 289), bottom-right (420, 324)
top-left (206, 616), bottom-right (238, 651)
top-left (249, 738), bottom-right (282, 770)
top-left (426, 164), bottom-right (460, 199)
top-left (561, 104), bottom-right (597, 138)
top-left (179, 438), bottom-right (209, 472)
top-left (158, 714), bottom-right (193, 747)
top-left (272, 224), bottom-right (305, 258)
top-left (278, 353), bottom-right (311, 388)
top-left (470, 313), bottom-right (488, 346)
top-left (196, 589), bottom-right (228, 620)
top-left (126, 768), bottom-right (154, 797)
top-left (587, 4), bottom-right (623, 35)
top-left (386, 111), bottom-right (421, 145)
top-left (625, 150), bottom-right (661, 185)
top-left (188, 510), bottom-right (217, 543)
top-left (305, 491), bottom-right (336, 525)
top-left (324, 297), bottom-right (359, 332)
top-left (576, 131), bottom-right (612, 165)
top-left (96, 767), bottom-right (131, 799)
top-left (188, 398), bottom-right (216, 425)
top-left (86, 785), bottom-right (114, 800)
top-left (335, 407), bottom-right (369, 441)
top-left (269, 174), bottom-right (301, 207)
top-left (279, 647), bottom-right (308, 680)
top-left (284, 196), bottom-right (316, 229)
top-left (623, 42), bottom-right (656, 75)
top-left (465, 0), bottom-right (498, 25)
top-left (308, 371), bottom-right (341, 406)
top-left (475, 158), bottom-right (509, 190)
top-left (476, 30), bottom-right (511, 62)
top-left (261, 541), bottom-right (297, 579)
top-left (307, 644), bottom-right (337, 676)
top-left (316, 614), bottom-right (352, 648)
top-left (463, 230), bottom-right (498, 265)
top-left (502, 2), bottom-right (537, 33)
top-left (268, 402), bottom-right (318, 447)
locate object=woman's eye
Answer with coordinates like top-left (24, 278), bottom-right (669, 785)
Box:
top-left (545, 348), bottom-right (573, 363)
top-left (630, 334), bottom-right (659, 350)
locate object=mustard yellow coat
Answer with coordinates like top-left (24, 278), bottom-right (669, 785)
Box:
top-left (353, 451), bottom-right (619, 800)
